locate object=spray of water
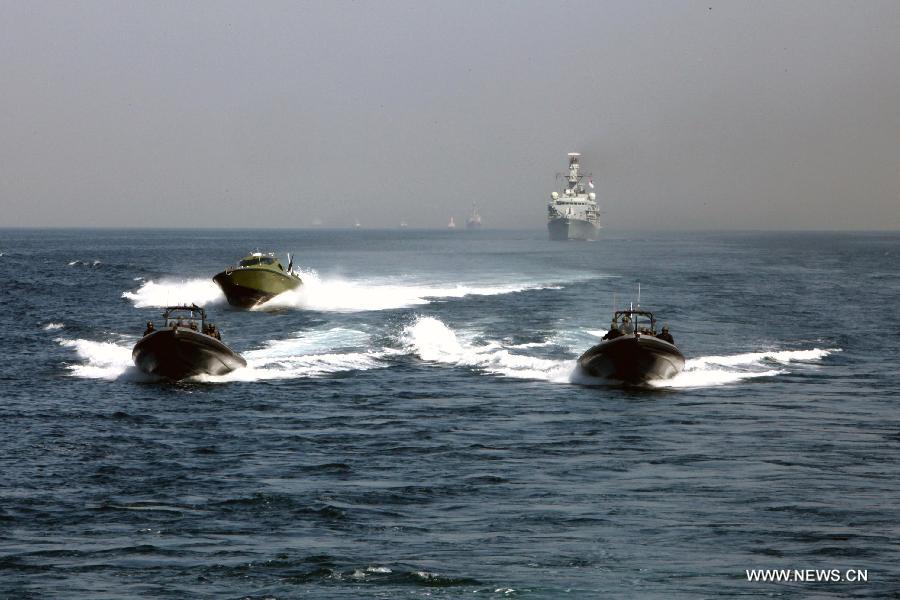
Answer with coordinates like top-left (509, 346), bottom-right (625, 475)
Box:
top-left (123, 278), bottom-right (224, 308)
top-left (124, 270), bottom-right (562, 312)
top-left (400, 316), bottom-right (580, 383)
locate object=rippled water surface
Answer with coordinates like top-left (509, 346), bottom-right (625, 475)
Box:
top-left (1, 229), bottom-right (898, 598)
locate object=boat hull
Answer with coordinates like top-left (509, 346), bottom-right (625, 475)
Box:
top-left (132, 329), bottom-right (246, 380)
top-left (577, 335), bottom-right (684, 383)
top-left (213, 268), bottom-right (301, 309)
top-left (548, 217), bottom-right (598, 241)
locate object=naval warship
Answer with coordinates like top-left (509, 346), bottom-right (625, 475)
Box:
top-left (547, 153), bottom-right (600, 241)
top-left (466, 202), bottom-right (482, 229)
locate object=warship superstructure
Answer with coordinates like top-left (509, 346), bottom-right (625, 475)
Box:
top-left (547, 153), bottom-right (600, 241)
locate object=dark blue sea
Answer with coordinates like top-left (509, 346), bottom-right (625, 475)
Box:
top-left (1, 229), bottom-right (898, 598)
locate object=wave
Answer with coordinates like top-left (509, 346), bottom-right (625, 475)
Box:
top-left (401, 316), bottom-right (579, 383)
top-left (401, 316), bottom-right (838, 388)
top-left (124, 269), bottom-right (562, 312)
top-left (57, 327), bottom-right (385, 383)
top-left (42, 322), bottom-right (64, 331)
top-left (68, 259), bottom-right (102, 268)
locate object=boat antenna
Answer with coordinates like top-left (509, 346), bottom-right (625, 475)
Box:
top-left (637, 281), bottom-right (641, 308)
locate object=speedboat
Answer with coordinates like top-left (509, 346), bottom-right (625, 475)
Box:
top-left (132, 305), bottom-right (246, 380)
top-left (213, 252), bottom-right (302, 308)
top-left (577, 309), bottom-right (684, 383)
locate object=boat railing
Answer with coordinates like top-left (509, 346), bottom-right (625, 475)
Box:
top-left (163, 304), bottom-right (207, 330)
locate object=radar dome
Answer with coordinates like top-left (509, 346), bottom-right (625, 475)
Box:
top-left (551, 191), bottom-right (559, 200)
top-left (588, 192), bottom-right (596, 200)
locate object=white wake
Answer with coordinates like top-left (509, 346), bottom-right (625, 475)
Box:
top-left (124, 269), bottom-right (561, 312)
top-left (197, 328), bottom-right (387, 382)
top-left (652, 348), bottom-right (839, 388)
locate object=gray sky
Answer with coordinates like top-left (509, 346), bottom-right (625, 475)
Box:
top-left (2, 0), bottom-right (899, 229)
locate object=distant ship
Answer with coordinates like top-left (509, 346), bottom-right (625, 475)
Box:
top-left (466, 202), bottom-right (482, 229)
top-left (399, 220), bottom-right (408, 229)
top-left (448, 217), bottom-right (456, 229)
top-left (354, 219), bottom-right (361, 229)
top-left (547, 153), bottom-right (600, 241)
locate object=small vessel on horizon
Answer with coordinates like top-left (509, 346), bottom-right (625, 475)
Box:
top-left (213, 251), bottom-right (302, 309)
top-left (547, 153), bottom-right (600, 241)
top-left (132, 305), bottom-right (246, 380)
top-left (466, 202), bottom-right (482, 229)
top-left (448, 217), bottom-right (456, 229)
top-left (577, 307), bottom-right (684, 383)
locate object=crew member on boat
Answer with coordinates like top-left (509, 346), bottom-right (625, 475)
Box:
top-left (657, 326), bottom-right (674, 344)
top-left (602, 324), bottom-right (622, 340)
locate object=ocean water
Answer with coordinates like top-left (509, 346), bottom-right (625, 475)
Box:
top-left (1, 228), bottom-right (898, 598)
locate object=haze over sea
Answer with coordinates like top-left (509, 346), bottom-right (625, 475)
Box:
top-left (1, 228), bottom-right (898, 598)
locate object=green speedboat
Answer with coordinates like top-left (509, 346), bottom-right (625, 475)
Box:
top-left (213, 252), bottom-right (303, 308)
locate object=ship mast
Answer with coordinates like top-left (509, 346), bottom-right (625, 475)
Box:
top-left (567, 152), bottom-right (584, 193)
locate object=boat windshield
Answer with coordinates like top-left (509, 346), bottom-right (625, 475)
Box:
top-left (239, 256), bottom-right (277, 267)
top-left (166, 316), bottom-right (201, 328)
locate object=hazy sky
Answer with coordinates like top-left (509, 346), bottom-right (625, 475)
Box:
top-left (2, 0), bottom-right (899, 229)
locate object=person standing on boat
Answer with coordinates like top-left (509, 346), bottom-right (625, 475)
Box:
top-left (657, 326), bottom-right (674, 344)
top-left (621, 316), bottom-right (634, 334)
top-left (603, 323), bottom-right (622, 340)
